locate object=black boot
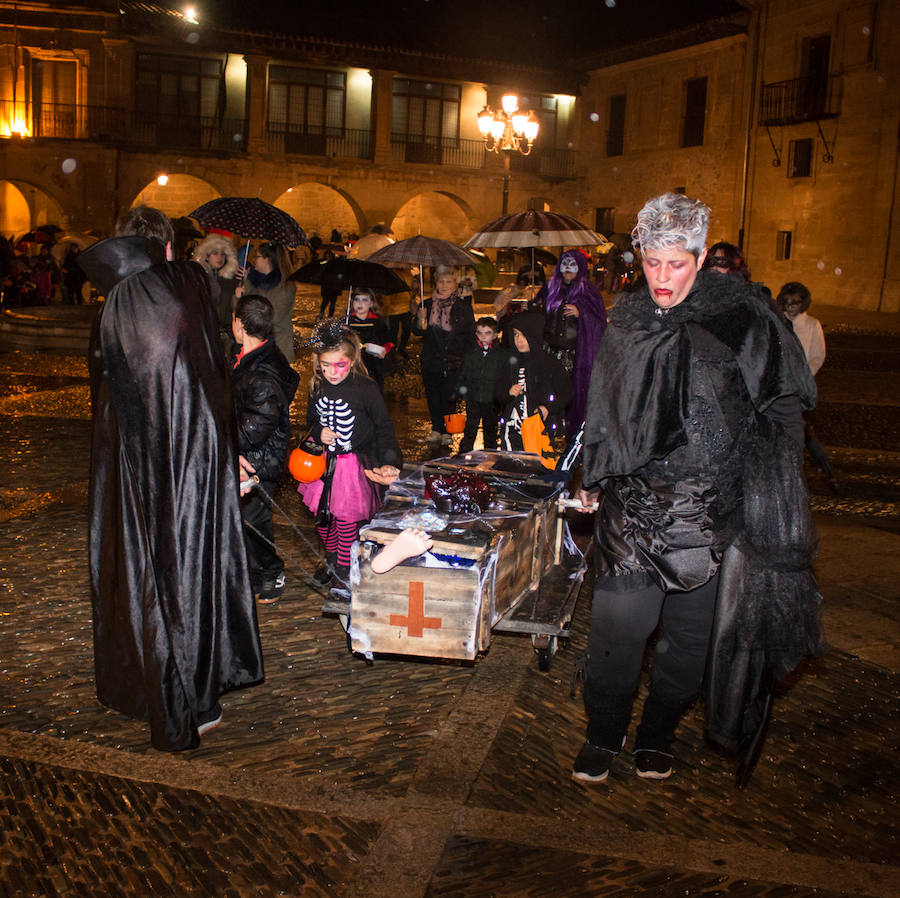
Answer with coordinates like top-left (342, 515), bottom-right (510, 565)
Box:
top-left (313, 552), bottom-right (337, 585)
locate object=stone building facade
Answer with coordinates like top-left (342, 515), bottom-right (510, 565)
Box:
top-left (0, 0), bottom-right (581, 249)
top-left (581, 0), bottom-right (899, 312)
top-left (1, 0), bottom-right (898, 311)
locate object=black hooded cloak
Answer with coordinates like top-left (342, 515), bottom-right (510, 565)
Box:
top-left (81, 236), bottom-right (264, 752)
top-left (582, 271), bottom-right (824, 781)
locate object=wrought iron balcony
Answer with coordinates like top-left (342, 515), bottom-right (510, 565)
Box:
top-left (390, 134), bottom-right (486, 169)
top-left (759, 75), bottom-right (840, 126)
top-left (266, 125), bottom-right (373, 160)
top-left (509, 146), bottom-right (576, 179)
top-left (0, 100), bottom-right (247, 151)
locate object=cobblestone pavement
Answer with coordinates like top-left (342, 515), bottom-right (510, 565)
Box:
top-left (1, 303), bottom-right (898, 897)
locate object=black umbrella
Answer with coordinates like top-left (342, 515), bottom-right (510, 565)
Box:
top-left (289, 258), bottom-right (409, 321)
top-left (189, 197), bottom-right (307, 247)
top-left (289, 258), bottom-right (409, 293)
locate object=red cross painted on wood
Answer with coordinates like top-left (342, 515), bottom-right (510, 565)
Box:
top-left (390, 581), bottom-right (442, 638)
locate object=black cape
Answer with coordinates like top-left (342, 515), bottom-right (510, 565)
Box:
top-left (582, 272), bottom-right (823, 783)
top-left (82, 236), bottom-right (264, 751)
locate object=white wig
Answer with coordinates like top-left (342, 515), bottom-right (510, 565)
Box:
top-left (631, 192), bottom-right (710, 257)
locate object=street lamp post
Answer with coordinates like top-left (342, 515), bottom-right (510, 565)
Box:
top-left (477, 93), bottom-right (540, 215)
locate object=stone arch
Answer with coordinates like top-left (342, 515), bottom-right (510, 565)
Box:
top-left (273, 183), bottom-right (364, 243)
top-left (129, 174), bottom-right (221, 219)
top-left (391, 191), bottom-right (475, 243)
top-left (0, 180), bottom-right (69, 238)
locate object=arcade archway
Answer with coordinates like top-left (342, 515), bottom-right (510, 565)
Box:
top-left (274, 184), bottom-right (361, 243)
top-left (0, 180), bottom-right (68, 238)
top-left (130, 174), bottom-right (220, 219)
top-left (392, 192), bottom-right (472, 243)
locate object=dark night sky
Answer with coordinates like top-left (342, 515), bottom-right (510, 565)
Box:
top-left (205, 0), bottom-right (743, 68)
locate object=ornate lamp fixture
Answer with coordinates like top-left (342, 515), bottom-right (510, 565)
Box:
top-left (477, 93), bottom-right (540, 156)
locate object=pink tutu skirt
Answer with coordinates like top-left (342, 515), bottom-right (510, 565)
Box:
top-left (297, 452), bottom-right (379, 523)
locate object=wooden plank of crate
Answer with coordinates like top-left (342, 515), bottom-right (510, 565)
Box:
top-left (351, 563), bottom-right (484, 660)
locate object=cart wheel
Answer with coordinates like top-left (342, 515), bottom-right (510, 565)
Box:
top-left (535, 635), bottom-right (558, 671)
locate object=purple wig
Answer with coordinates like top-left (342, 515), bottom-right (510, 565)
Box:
top-left (544, 250), bottom-right (592, 313)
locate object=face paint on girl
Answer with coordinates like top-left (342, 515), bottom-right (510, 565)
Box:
top-left (319, 349), bottom-right (353, 385)
top-left (352, 295), bottom-right (374, 317)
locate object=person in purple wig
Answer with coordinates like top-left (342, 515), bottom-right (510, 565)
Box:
top-left (533, 249), bottom-right (607, 442)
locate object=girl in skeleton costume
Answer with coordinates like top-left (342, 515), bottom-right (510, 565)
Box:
top-left (297, 319), bottom-right (402, 585)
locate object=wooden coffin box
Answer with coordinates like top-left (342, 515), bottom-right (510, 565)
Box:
top-left (349, 456), bottom-right (562, 661)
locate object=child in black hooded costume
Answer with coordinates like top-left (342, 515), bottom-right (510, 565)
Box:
top-left (495, 310), bottom-right (571, 456)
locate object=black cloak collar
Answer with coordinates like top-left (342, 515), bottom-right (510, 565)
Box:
top-left (78, 235), bottom-right (167, 296)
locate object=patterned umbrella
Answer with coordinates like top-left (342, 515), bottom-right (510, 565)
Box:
top-left (464, 210), bottom-right (603, 248)
top-left (188, 197), bottom-right (307, 247)
top-left (288, 258), bottom-right (409, 294)
top-left (365, 235), bottom-right (480, 269)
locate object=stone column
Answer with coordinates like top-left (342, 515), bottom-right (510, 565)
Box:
top-left (371, 69), bottom-right (395, 166)
top-left (244, 54), bottom-right (269, 154)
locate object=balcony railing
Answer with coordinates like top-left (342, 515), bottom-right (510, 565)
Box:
top-left (390, 134), bottom-right (485, 169)
top-left (0, 100), bottom-right (578, 179)
top-left (266, 125), bottom-right (373, 160)
top-left (0, 100), bottom-right (247, 151)
top-left (759, 75), bottom-right (840, 126)
top-left (509, 146), bottom-right (576, 179)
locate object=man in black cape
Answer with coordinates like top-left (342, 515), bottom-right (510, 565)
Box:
top-left (80, 206), bottom-right (264, 752)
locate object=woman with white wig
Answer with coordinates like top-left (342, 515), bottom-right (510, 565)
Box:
top-left (573, 192), bottom-right (822, 786)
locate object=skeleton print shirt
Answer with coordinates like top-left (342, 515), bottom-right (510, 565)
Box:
top-left (306, 372), bottom-right (401, 469)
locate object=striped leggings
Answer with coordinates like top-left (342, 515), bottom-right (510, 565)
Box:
top-left (316, 519), bottom-right (360, 567)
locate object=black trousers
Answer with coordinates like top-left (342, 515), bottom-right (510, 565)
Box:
top-left (459, 400), bottom-right (499, 453)
top-left (583, 575), bottom-right (719, 751)
top-left (241, 486), bottom-right (283, 587)
top-left (422, 367), bottom-right (457, 432)
top-left (388, 312), bottom-right (412, 353)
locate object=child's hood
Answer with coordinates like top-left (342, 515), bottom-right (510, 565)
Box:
top-left (508, 310), bottom-right (545, 354)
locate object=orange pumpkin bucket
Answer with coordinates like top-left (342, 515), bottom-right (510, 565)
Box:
top-left (288, 444), bottom-right (327, 482)
top-left (444, 413), bottom-right (466, 434)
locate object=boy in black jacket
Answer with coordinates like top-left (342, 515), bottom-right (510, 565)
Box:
top-left (455, 316), bottom-right (508, 453)
top-left (232, 294), bottom-right (301, 603)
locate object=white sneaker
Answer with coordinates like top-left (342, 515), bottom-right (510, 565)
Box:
top-left (197, 704), bottom-right (223, 736)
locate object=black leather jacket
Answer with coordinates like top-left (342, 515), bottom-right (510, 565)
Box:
top-left (232, 339), bottom-right (300, 486)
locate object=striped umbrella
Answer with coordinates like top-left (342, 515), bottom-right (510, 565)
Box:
top-left (464, 210), bottom-right (603, 249)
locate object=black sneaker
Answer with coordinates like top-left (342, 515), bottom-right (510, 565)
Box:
top-left (257, 572), bottom-right (285, 604)
top-left (312, 564), bottom-right (333, 585)
top-left (197, 703), bottom-right (222, 736)
top-left (634, 748), bottom-right (674, 780)
top-left (572, 741), bottom-right (618, 784)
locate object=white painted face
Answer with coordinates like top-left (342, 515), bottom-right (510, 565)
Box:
top-left (352, 294), bottom-right (374, 317)
top-left (559, 255), bottom-right (579, 282)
